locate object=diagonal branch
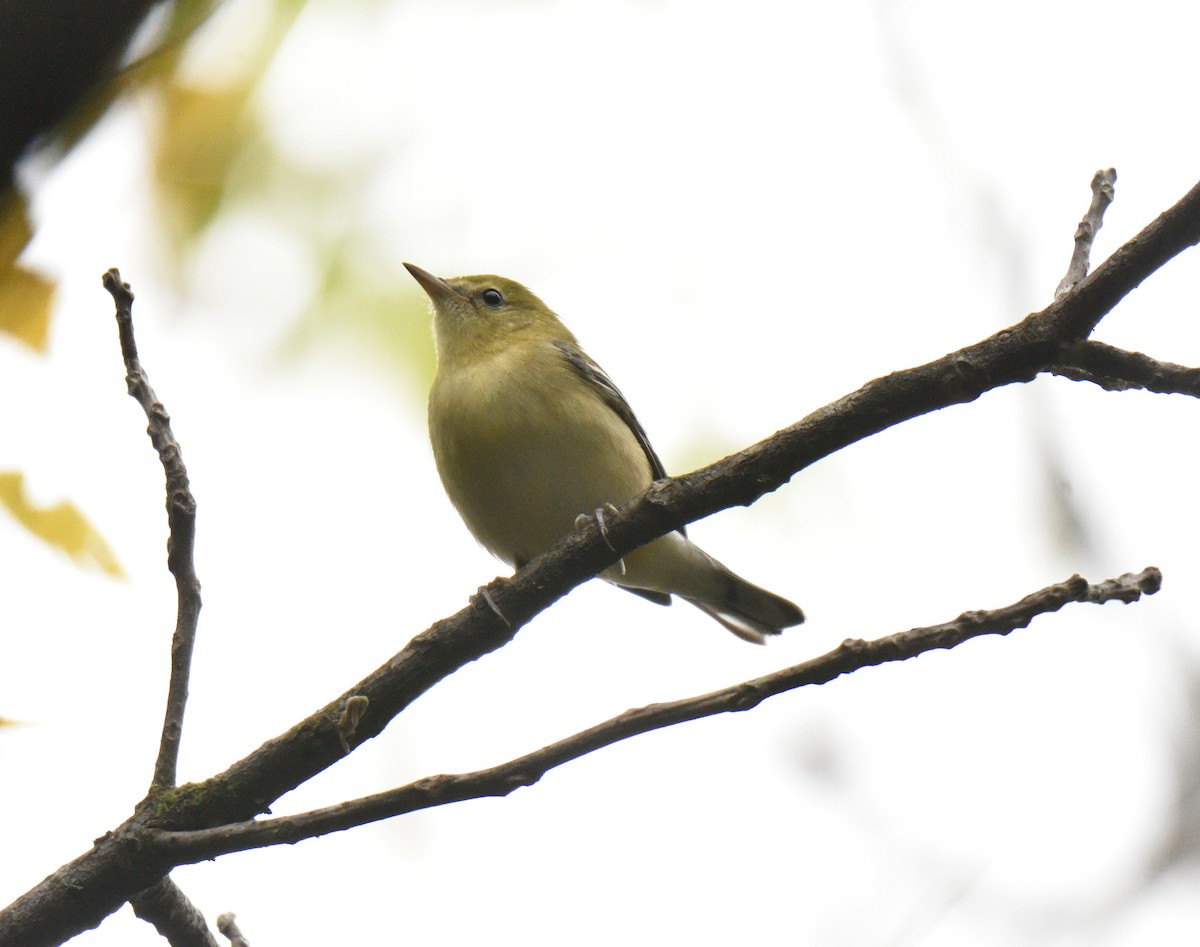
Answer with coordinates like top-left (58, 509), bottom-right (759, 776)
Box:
top-left (102, 268), bottom-right (201, 790)
top-left (141, 568), bottom-right (1162, 863)
top-left (1056, 168), bottom-right (1118, 297)
top-left (216, 914), bottom-right (250, 947)
top-left (129, 878), bottom-right (219, 947)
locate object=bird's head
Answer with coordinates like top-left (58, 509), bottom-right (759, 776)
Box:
top-left (404, 263), bottom-right (571, 363)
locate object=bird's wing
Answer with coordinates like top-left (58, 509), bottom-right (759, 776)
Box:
top-left (554, 339), bottom-right (683, 601)
top-left (553, 339), bottom-right (671, 483)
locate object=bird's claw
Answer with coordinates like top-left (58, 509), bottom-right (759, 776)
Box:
top-left (576, 504), bottom-right (625, 575)
top-left (471, 585), bottom-right (512, 628)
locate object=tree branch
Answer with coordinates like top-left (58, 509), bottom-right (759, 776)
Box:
top-left (215, 913), bottom-right (250, 947)
top-left (5, 173), bottom-right (1200, 946)
top-left (139, 568), bottom-right (1161, 863)
top-left (1049, 339), bottom-right (1200, 396)
top-left (1056, 168), bottom-right (1118, 297)
top-left (129, 878), bottom-right (219, 947)
top-left (102, 269), bottom-right (202, 792)
top-left (1041, 170), bottom-right (1200, 397)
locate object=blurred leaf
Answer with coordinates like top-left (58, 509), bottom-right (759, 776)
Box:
top-left (285, 246), bottom-right (438, 399)
top-left (51, 0), bottom-right (225, 157)
top-left (135, 0), bottom-right (435, 394)
top-left (154, 81), bottom-right (256, 243)
top-left (150, 0), bottom-right (310, 261)
top-left (0, 189), bottom-right (55, 350)
top-left (0, 472), bottom-right (124, 577)
top-left (122, 0), bottom-right (226, 82)
top-left (0, 265), bottom-right (55, 350)
top-left (0, 1), bottom-right (223, 351)
top-left (0, 188), bottom-right (31, 262)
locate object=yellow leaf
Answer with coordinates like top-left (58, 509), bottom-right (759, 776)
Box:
top-left (0, 188), bottom-right (32, 264)
top-left (0, 189), bottom-right (56, 350)
top-left (154, 81), bottom-right (254, 241)
top-left (0, 472), bottom-right (124, 577)
top-left (0, 265), bottom-right (55, 350)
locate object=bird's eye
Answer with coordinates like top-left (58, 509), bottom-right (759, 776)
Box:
top-left (480, 289), bottom-right (504, 308)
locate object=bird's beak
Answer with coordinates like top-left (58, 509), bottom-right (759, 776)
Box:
top-left (404, 263), bottom-right (463, 305)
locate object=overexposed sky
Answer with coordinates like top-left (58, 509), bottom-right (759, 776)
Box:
top-left (5, 1), bottom-right (1200, 944)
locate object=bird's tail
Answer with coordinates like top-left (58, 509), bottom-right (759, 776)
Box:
top-left (682, 561), bottom-right (805, 645)
top-left (610, 533), bottom-right (804, 643)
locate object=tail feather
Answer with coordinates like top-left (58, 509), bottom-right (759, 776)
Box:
top-left (606, 532), bottom-right (804, 643)
top-left (683, 566), bottom-right (805, 644)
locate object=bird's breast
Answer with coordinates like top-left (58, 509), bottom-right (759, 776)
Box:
top-left (428, 344), bottom-right (652, 566)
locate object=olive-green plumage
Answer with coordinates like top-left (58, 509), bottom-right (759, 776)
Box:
top-left (406, 262), bottom-right (803, 643)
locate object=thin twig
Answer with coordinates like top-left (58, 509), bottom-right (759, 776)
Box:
top-left (1050, 339), bottom-right (1200, 396)
top-left (130, 877), bottom-right (219, 947)
top-left (1056, 168), bottom-right (1117, 297)
top-left (102, 269), bottom-right (202, 790)
top-left (216, 912), bottom-right (251, 947)
top-left (143, 568), bottom-right (1162, 862)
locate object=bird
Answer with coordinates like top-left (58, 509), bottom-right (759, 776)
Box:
top-left (406, 262), bottom-right (803, 643)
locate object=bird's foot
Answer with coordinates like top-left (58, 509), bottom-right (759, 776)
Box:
top-left (471, 585), bottom-right (512, 628)
top-left (575, 504), bottom-right (625, 575)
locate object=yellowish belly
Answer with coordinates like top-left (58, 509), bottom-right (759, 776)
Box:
top-left (429, 346), bottom-right (653, 567)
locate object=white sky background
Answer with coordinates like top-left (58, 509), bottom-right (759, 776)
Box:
top-left (4, 0), bottom-right (1200, 944)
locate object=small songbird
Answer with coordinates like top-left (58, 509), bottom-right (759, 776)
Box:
top-left (406, 263), bottom-right (803, 643)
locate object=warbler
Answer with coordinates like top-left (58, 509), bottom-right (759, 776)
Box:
top-left (406, 263), bottom-right (803, 643)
